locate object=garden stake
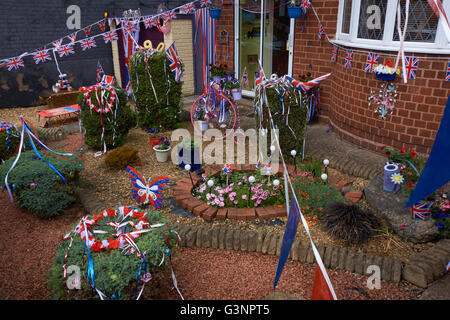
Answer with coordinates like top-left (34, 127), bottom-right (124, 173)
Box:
top-left (185, 165), bottom-right (195, 189)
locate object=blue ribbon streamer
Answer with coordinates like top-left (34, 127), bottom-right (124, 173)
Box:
top-left (134, 254), bottom-right (147, 299)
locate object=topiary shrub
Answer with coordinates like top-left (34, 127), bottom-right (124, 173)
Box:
top-left (320, 202), bottom-right (381, 245)
top-left (0, 123), bottom-right (20, 162)
top-left (254, 84), bottom-right (308, 158)
top-left (46, 209), bottom-right (179, 300)
top-left (104, 146), bottom-right (140, 169)
top-left (129, 49), bottom-right (183, 130)
top-left (0, 151), bottom-right (83, 218)
top-left (77, 87), bottom-right (136, 151)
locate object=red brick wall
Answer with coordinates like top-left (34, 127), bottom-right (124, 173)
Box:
top-left (218, 0), bottom-right (450, 155)
top-left (215, 2), bottom-right (235, 68)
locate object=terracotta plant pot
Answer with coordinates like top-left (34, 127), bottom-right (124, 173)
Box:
top-left (153, 146), bottom-right (171, 162)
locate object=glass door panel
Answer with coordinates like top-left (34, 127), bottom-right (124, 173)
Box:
top-left (238, 0), bottom-right (261, 92)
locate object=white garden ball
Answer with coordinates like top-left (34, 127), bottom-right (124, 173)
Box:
top-left (185, 164), bottom-right (191, 171)
top-left (273, 179), bottom-right (280, 186)
top-left (270, 145), bottom-right (276, 152)
top-left (321, 173), bottom-right (328, 181)
top-left (291, 150), bottom-right (297, 157)
top-left (207, 180), bottom-right (214, 187)
top-left (249, 176), bottom-right (256, 184)
top-left (323, 159), bottom-right (329, 166)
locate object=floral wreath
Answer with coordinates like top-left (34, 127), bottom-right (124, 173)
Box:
top-left (78, 83), bottom-right (117, 114)
top-left (65, 206), bottom-right (151, 253)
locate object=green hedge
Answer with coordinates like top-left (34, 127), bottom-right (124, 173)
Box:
top-left (47, 211), bottom-right (178, 300)
top-left (77, 87), bottom-right (136, 150)
top-left (129, 50), bottom-right (183, 130)
top-left (0, 126), bottom-right (20, 162)
top-left (255, 86), bottom-right (308, 158)
top-left (0, 151), bottom-right (83, 218)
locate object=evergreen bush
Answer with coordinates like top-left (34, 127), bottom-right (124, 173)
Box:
top-left (77, 87), bottom-right (136, 150)
top-left (254, 85), bottom-right (308, 158)
top-left (0, 125), bottom-right (20, 162)
top-left (47, 210), bottom-right (178, 300)
top-left (104, 146), bottom-right (140, 169)
top-left (0, 151), bottom-right (83, 218)
top-left (129, 50), bottom-right (183, 130)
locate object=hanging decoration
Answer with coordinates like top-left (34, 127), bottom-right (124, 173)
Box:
top-left (96, 61), bottom-right (105, 83)
top-left (165, 42), bottom-right (183, 83)
top-left (32, 49), bottom-right (52, 65)
top-left (368, 81), bottom-right (398, 120)
top-left (373, 59), bottom-right (400, 81)
top-left (404, 56), bottom-right (419, 80)
top-left (122, 19), bottom-right (141, 96)
top-left (446, 60), bottom-right (450, 81)
top-left (365, 52), bottom-right (380, 73)
top-left (344, 49), bottom-right (353, 69)
top-left (331, 45), bottom-right (338, 62)
top-left (80, 37), bottom-right (97, 51)
top-left (318, 25), bottom-right (326, 40)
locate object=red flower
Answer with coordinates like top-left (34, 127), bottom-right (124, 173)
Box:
top-left (385, 151), bottom-right (391, 156)
top-left (410, 151), bottom-right (417, 158)
top-left (400, 147), bottom-right (406, 155)
top-left (408, 180), bottom-right (413, 190)
top-left (381, 145), bottom-right (387, 150)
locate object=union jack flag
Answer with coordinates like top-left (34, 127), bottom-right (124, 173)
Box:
top-left (122, 19), bottom-right (140, 96)
top-left (163, 10), bottom-right (177, 22)
top-left (32, 49), bottom-right (52, 64)
top-left (144, 17), bottom-right (157, 29)
top-left (5, 56), bottom-right (24, 71)
top-left (222, 164), bottom-right (232, 175)
top-left (180, 2), bottom-right (196, 14)
top-left (80, 37), bottom-right (97, 51)
top-left (411, 201), bottom-right (433, 220)
top-left (284, 73), bottom-right (331, 94)
top-left (83, 26), bottom-right (92, 37)
top-left (52, 39), bottom-right (63, 47)
top-left (97, 19), bottom-right (107, 32)
top-left (166, 42), bottom-right (183, 83)
top-left (56, 44), bottom-right (75, 58)
top-left (103, 30), bottom-right (118, 44)
top-left (301, 0), bottom-right (311, 14)
top-left (67, 32), bottom-right (78, 43)
top-left (200, 0), bottom-right (211, 7)
top-left (96, 61), bottom-right (105, 83)
top-left (365, 52), bottom-right (380, 73)
top-left (331, 45), bottom-right (338, 62)
top-left (404, 56), bottom-right (419, 79)
top-left (255, 61), bottom-right (266, 87)
top-left (344, 49), bottom-right (353, 69)
top-left (318, 25), bottom-right (326, 40)
top-left (446, 60), bottom-right (450, 81)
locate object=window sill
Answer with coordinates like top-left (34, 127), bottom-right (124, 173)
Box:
top-left (331, 39), bottom-right (450, 55)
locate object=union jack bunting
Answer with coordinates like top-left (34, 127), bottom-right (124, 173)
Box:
top-left (404, 56), bottom-right (419, 79)
top-left (166, 42), bottom-right (183, 83)
top-left (67, 32), bottom-right (78, 43)
top-left (56, 44), bottom-right (75, 58)
top-left (103, 30), bottom-right (118, 44)
top-left (180, 2), bottom-right (196, 14)
top-left (83, 26), bottom-right (92, 37)
top-left (163, 10), bottom-right (177, 22)
top-left (96, 61), bottom-right (105, 83)
top-left (301, 0), bottom-right (311, 14)
top-left (365, 52), bottom-right (380, 73)
top-left (52, 39), bottom-right (63, 47)
top-left (5, 57), bottom-right (24, 71)
top-left (284, 73), bottom-right (331, 94)
top-left (32, 49), bottom-right (52, 64)
top-left (445, 60), bottom-right (450, 81)
top-left (318, 25), bottom-right (326, 40)
top-left (97, 19), bottom-right (107, 32)
top-left (344, 49), bottom-right (353, 69)
top-left (255, 61), bottom-right (266, 87)
top-left (200, 0), bottom-right (211, 7)
top-left (122, 19), bottom-right (140, 95)
top-left (331, 45), bottom-right (338, 62)
top-left (144, 17), bottom-right (158, 29)
top-left (410, 201), bottom-right (433, 220)
top-left (80, 37), bottom-right (97, 51)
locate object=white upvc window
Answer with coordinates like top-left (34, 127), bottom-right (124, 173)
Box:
top-left (334, 0), bottom-right (450, 54)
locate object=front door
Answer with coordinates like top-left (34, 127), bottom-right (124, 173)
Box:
top-left (235, 0), bottom-right (294, 97)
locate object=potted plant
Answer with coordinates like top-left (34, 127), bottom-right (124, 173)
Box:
top-left (147, 128), bottom-right (161, 147)
top-left (208, 0), bottom-right (222, 20)
top-left (225, 79), bottom-right (242, 101)
top-left (374, 59), bottom-right (400, 81)
top-left (177, 138), bottom-right (201, 172)
top-left (288, 0), bottom-right (305, 19)
top-left (210, 63), bottom-right (227, 83)
top-left (153, 137), bottom-right (171, 162)
top-left (195, 108), bottom-right (209, 131)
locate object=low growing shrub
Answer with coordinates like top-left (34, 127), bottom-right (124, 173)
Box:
top-left (0, 151), bottom-right (83, 218)
top-left (0, 124), bottom-right (20, 162)
top-left (104, 146), bottom-right (140, 169)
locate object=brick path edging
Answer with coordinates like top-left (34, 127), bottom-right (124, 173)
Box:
top-left (174, 164), bottom-right (364, 221)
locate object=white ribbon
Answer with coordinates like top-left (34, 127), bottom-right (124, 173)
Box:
top-left (395, 0), bottom-right (409, 83)
top-left (5, 116), bottom-right (26, 202)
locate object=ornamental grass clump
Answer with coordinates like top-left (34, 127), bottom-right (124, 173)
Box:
top-left (320, 202), bottom-right (381, 245)
top-left (104, 146), bottom-right (140, 169)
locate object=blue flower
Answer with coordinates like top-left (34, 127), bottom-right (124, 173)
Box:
top-left (435, 222), bottom-right (446, 231)
top-left (164, 140), bottom-right (170, 146)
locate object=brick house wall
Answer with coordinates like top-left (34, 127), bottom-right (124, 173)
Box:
top-left (217, 0), bottom-right (450, 155)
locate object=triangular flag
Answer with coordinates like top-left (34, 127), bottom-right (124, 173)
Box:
top-left (311, 265), bottom-right (334, 300)
top-left (406, 95), bottom-right (450, 207)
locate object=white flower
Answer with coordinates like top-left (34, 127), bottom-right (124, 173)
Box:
top-left (391, 173), bottom-right (404, 184)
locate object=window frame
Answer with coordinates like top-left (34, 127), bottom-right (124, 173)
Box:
top-left (334, 0), bottom-right (450, 54)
